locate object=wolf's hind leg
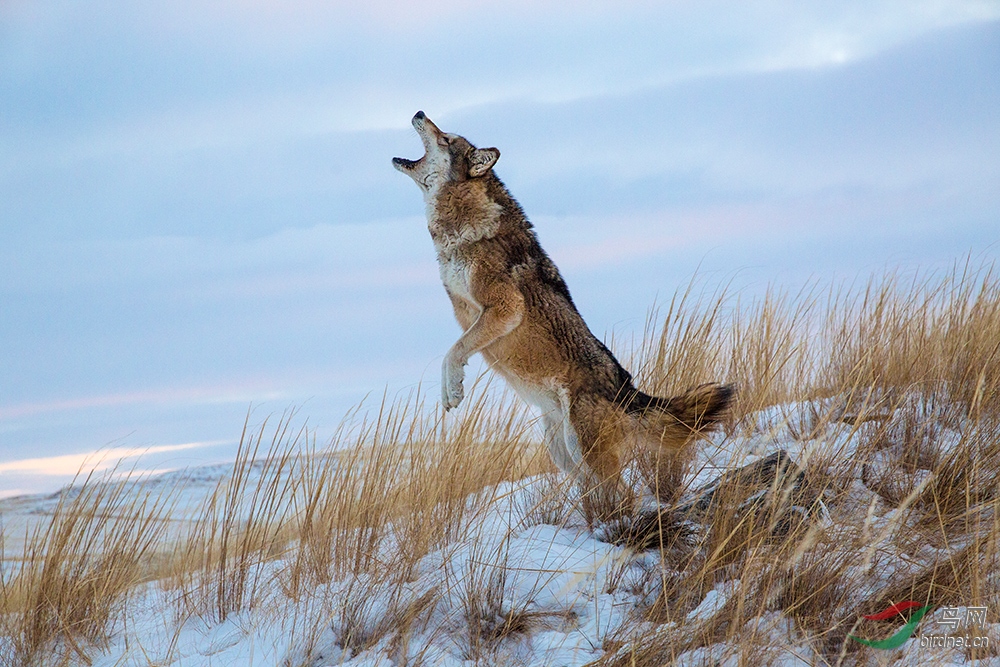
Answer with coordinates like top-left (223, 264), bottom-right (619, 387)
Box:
top-left (567, 397), bottom-right (636, 523)
top-left (541, 411), bottom-right (577, 474)
top-left (636, 426), bottom-right (690, 504)
top-left (556, 390), bottom-right (587, 475)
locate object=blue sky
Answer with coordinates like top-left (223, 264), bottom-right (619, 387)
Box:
top-left (1, 1), bottom-right (999, 496)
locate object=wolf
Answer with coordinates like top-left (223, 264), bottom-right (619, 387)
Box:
top-left (393, 111), bottom-right (732, 502)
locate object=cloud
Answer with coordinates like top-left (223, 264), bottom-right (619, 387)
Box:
top-left (0, 385), bottom-right (286, 421)
top-left (6, 19), bottom-right (998, 252)
top-left (0, 441), bottom-right (223, 476)
top-left (2, 21), bottom-right (997, 416)
top-left (4, 1), bottom-right (997, 165)
top-left (1, 5), bottom-right (998, 496)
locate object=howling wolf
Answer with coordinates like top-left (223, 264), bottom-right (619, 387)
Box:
top-left (393, 111), bottom-right (732, 500)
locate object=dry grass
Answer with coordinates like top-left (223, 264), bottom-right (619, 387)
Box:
top-left (592, 260), bottom-right (1000, 666)
top-left (284, 381), bottom-right (548, 592)
top-left (0, 465), bottom-right (177, 666)
top-left (167, 410), bottom-right (304, 623)
top-left (456, 535), bottom-right (577, 663)
top-left (2, 259), bottom-right (999, 666)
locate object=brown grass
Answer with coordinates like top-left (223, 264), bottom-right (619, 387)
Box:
top-left (457, 535), bottom-right (576, 663)
top-left (167, 410), bottom-right (304, 623)
top-left (0, 465), bottom-right (177, 666)
top-left (592, 260), bottom-right (1000, 666)
top-left (284, 381), bottom-right (548, 592)
top-left (3, 259), bottom-right (999, 666)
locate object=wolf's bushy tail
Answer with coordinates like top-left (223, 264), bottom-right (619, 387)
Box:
top-left (626, 382), bottom-right (735, 449)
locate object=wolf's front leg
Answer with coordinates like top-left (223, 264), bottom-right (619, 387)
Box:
top-left (440, 272), bottom-right (525, 411)
top-left (441, 349), bottom-right (466, 410)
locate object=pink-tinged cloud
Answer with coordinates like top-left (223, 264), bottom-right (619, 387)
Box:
top-left (0, 441), bottom-right (226, 477)
top-left (0, 385), bottom-right (286, 421)
top-left (540, 199), bottom-right (851, 273)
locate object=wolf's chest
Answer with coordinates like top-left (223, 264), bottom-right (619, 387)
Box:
top-left (437, 254), bottom-right (474, 303)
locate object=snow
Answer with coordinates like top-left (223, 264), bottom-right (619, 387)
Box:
top-left (2, 394), bottom-right (997, 666)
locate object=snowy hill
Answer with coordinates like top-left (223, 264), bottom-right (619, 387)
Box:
top-left (3, 394), bottom-right (995, 667)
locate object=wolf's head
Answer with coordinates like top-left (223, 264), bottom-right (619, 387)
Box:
top-left (392, 111), bottom-right (500, 195)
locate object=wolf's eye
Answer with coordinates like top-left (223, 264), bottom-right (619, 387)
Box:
top-left (437, 137), bottom-right (450, 148)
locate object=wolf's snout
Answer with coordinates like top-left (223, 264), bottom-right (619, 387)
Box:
top-left (412, 111), bottom-right (441, 140)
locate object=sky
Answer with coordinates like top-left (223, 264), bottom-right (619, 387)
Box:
top-left (1, 1), bottom-right (999, 497)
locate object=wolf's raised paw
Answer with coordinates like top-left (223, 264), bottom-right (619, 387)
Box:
top-left (441, 356), bottom-right (465, 410)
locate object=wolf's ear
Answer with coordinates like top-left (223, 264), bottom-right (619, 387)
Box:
top-left (468, 147), bottom-right (500, 177)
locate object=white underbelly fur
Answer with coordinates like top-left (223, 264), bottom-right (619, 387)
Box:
top-left (502, 374), bottom-right (584, 475)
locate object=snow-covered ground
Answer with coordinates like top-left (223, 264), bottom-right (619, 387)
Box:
top-left (2, 398), bottom-right (997, 666)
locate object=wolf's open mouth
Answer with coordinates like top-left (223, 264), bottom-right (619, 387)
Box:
top-left (392, 156), bottom-right (421, 169)
top-left (392, 111), bottom-right (437, 171)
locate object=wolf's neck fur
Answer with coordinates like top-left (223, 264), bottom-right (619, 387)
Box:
top-left (426, 174), bottom-right (527, 257)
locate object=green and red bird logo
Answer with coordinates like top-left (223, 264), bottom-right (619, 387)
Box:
top-left (849, 601), bottom-right (933, 650)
